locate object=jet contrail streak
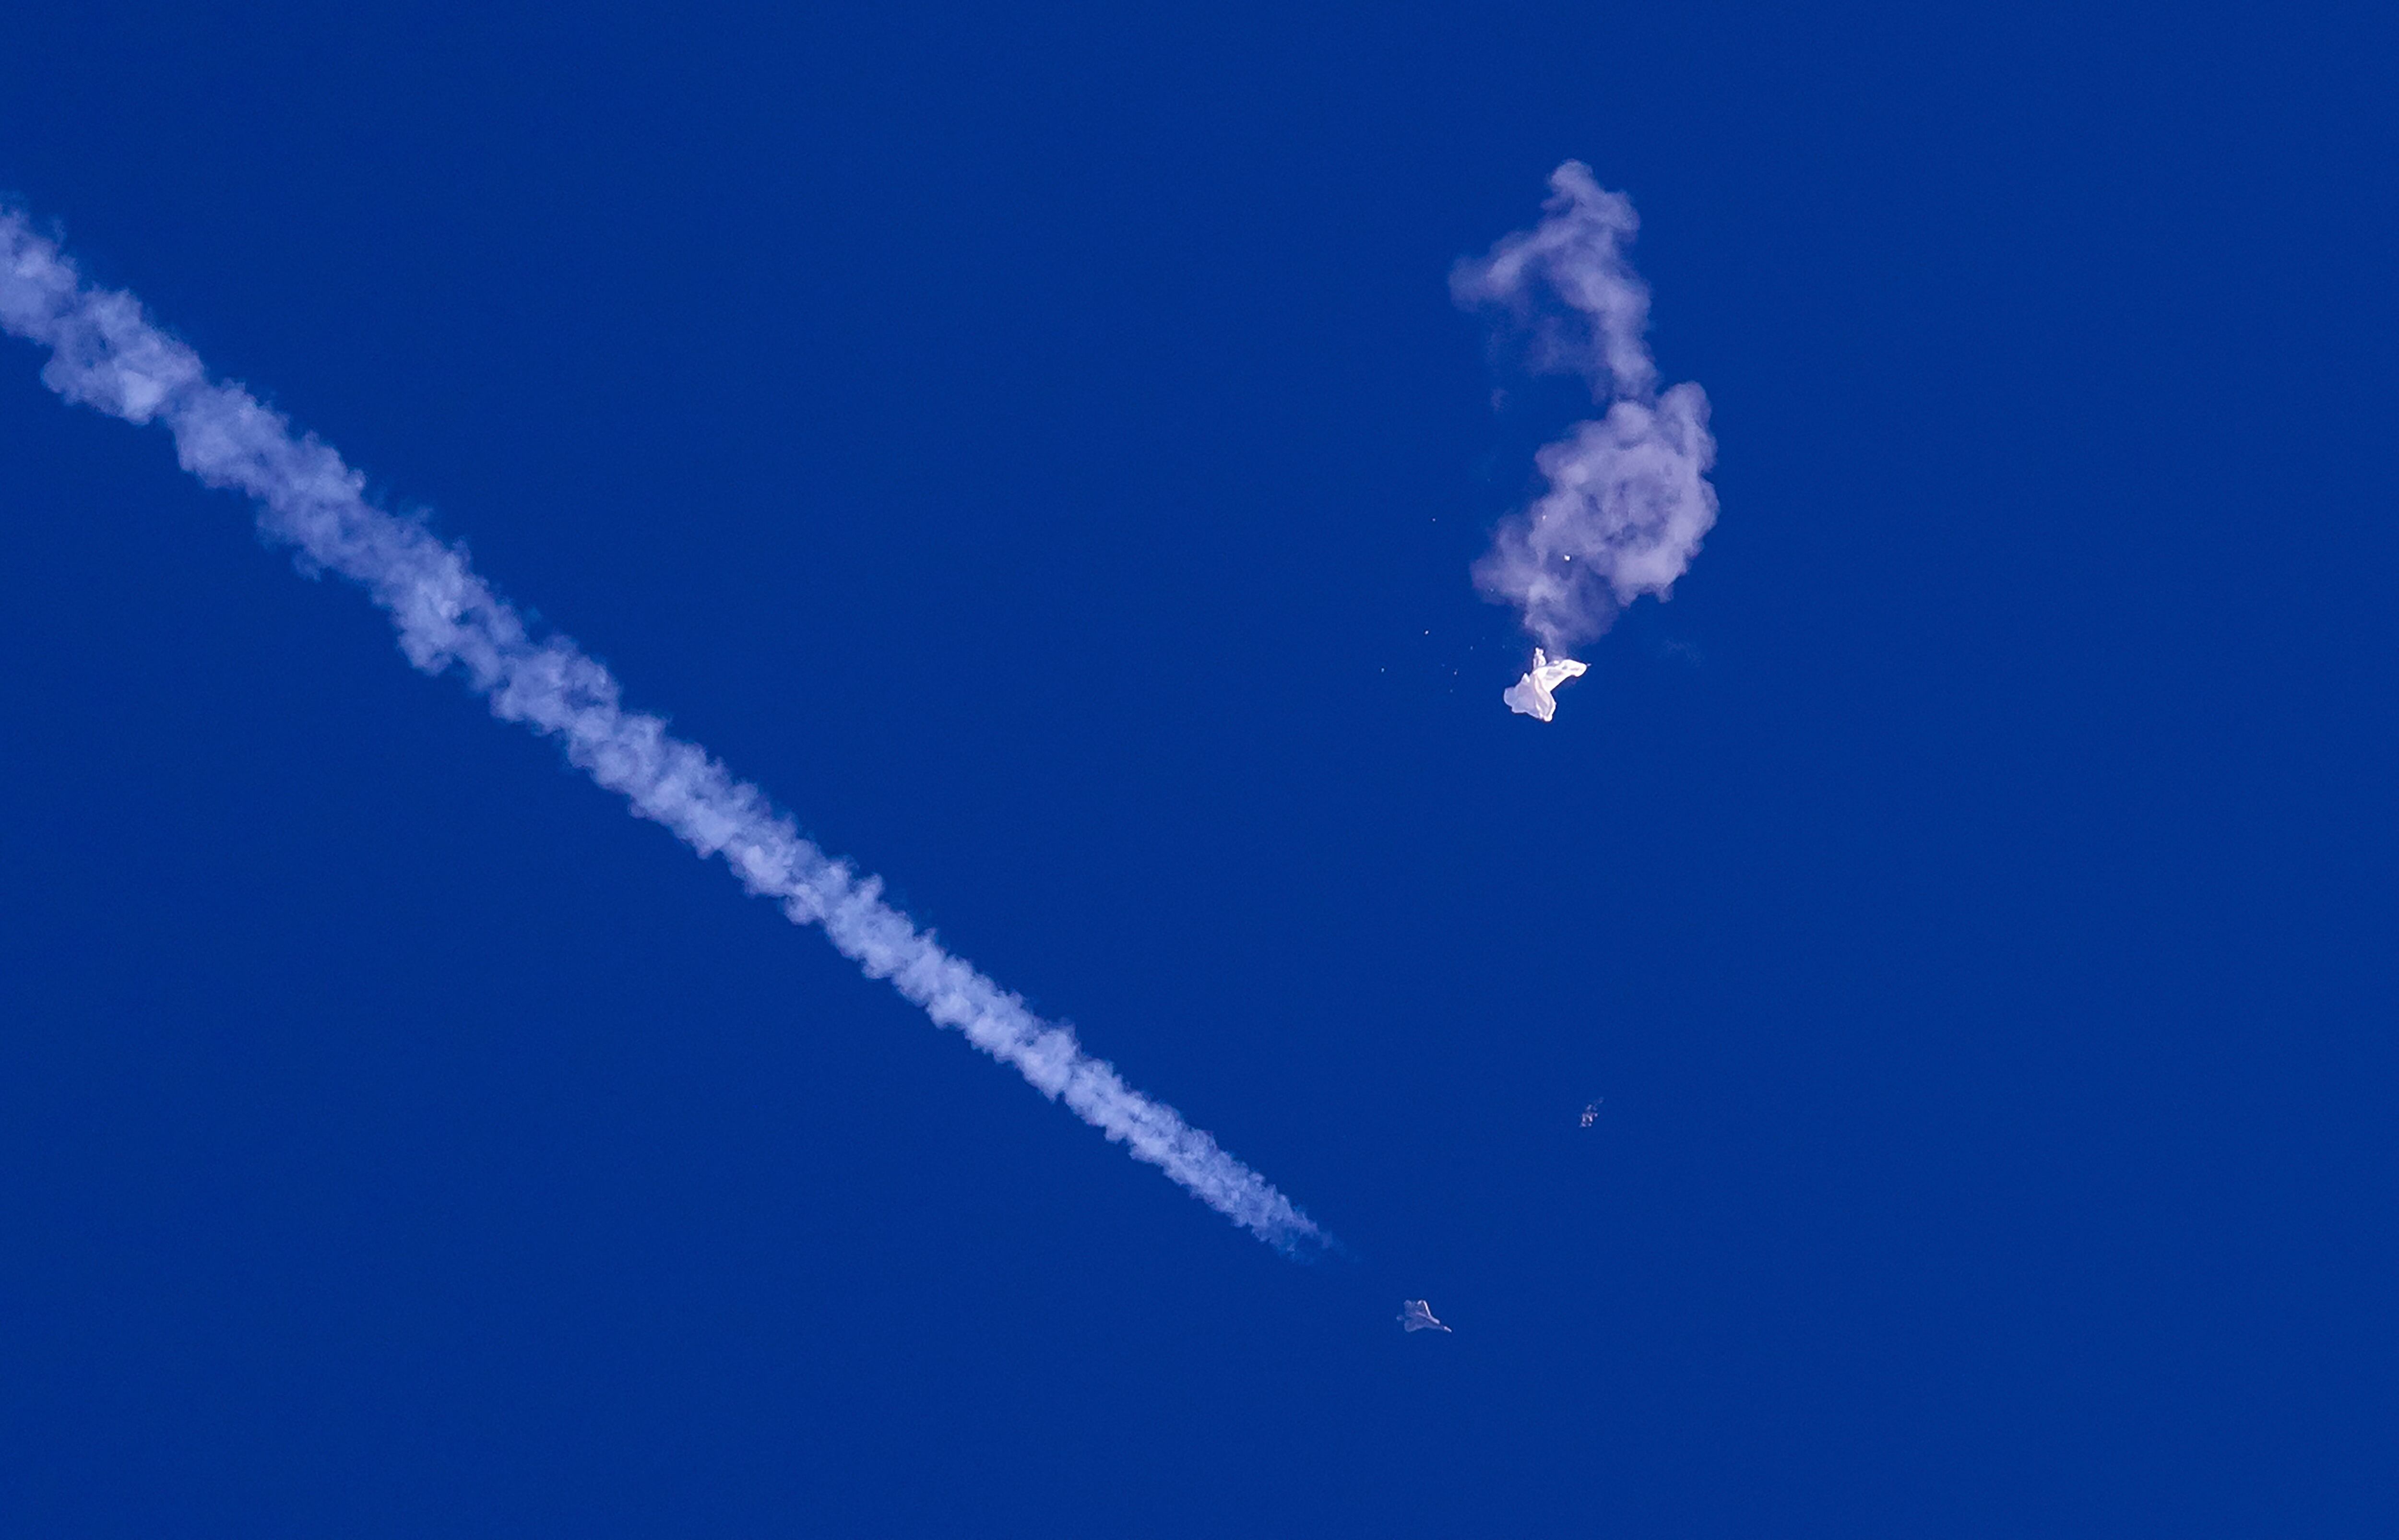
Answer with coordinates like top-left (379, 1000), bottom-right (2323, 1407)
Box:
top-left (0, 208), bottom-right (1324, 1255)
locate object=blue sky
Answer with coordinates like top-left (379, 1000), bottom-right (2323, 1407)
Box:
top-left (1, 2), bottom-right (2393, 1534)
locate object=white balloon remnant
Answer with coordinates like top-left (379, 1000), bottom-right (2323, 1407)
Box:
top-left (1501, 649), bottom-right (1587, 722)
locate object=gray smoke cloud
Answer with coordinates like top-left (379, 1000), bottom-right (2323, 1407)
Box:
top-left (1455, 162), bottom-right (1718, 654)
top-left (0, 208), bottom-right (1324, 1256)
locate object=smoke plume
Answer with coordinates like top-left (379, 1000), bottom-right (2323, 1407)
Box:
top-left (1455, 162), bottom-right (1718, 654)
top-left (0, 208), bottom-right (1324, 1255)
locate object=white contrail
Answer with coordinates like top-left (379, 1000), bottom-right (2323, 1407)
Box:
top-left (0, 208), bottom-right (1324, 1255)
top-left (1455, 162), bottom-right (1718, 655)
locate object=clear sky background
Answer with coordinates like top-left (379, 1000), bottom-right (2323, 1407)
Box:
top-left (2, 2), bottom-right (2393, 1534)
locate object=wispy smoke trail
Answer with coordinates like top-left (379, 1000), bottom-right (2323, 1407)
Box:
top-left (0, 209), bottom-right (1323, 1255)
top-left (1455, 162), bottom-right (1718, 654)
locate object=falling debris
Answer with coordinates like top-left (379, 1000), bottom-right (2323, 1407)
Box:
top-left (1399, 1299), bottom-right (1452, 1333)
top-left (1580, 1100), bottom-right (1601, 1127)
top-left (1503, 649), bottom-right (1587, 721)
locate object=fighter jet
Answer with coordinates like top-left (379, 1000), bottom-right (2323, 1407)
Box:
top-left (1502, 649), bottom-right (1588, 722)
top-left (1398, 1299), bottom-right (1451, 1333)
